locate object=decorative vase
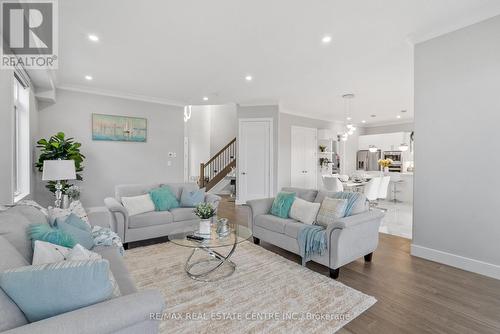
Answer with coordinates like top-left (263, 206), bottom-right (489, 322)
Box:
top-left (61, 195), bottom-right (70, 209)
top-left (216, 218), bottom-right (230, 237)
top-left (383, 166), bottom-right (389, 174)
top-left (199, 219), bottom-right (212, 235)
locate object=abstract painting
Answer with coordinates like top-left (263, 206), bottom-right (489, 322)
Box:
top-left (92, 114), bottom-right (147, 142)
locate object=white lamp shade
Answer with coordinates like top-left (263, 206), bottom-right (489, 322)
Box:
top-left (42, 160), bottom-right (77, 181)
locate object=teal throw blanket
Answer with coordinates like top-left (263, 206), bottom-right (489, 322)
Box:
top-left (297, 224), bottom-right (327, 265)
top-left (331, 192), bottom-right (362, 217)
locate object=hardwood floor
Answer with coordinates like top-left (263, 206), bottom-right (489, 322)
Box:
top-left (217, 197), bottom-right (500, 334)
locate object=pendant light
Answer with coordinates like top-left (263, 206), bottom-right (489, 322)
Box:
top-left (368, 145), bottom-right (378, 153)
top-left (399, 143), bottom-right (409, 152)
top-left (340, 94), bottom-right (356, 140)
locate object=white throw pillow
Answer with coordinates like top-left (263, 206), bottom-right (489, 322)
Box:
top-left (121, 194), bottom-right (155, 216)
top-left (48, 200), bottom-right (90, 227)
top-left (32, 240), bottom-right (71, 265)
top-left (316, 198), bottom-right (348, 227)
top-left (289, 198), bottom-right (321, 225)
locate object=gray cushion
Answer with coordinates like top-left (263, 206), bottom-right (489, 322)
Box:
top-left (169, 208), bottom-right (197, 222)
top-left (254, 214), bottom-right (296, 234)
top-left (282, 187), bottom-right (318, 203)
top-left (162, 183), bottom-right (199, 201)
top-left (314, 191), bottom-right (369, 216)
top-left (94, 246), bottom-right (137, 296)
top-left (128, 211), bottom-right (173, 229)
top-left (0, 236), bottom-right (29, 331)
top-left (0, 206), bottom-right (47, 263)
top-left (116, 182), bottom-right (200, 202)
top-left (284, 221), bottom-right (304, 239)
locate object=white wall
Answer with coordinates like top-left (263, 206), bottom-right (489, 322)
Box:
top-left (185, 104), bottom-right (237, 181)
top-left (363, 122), bottom-right (414, 135)
top-left (278, 112), bottom-right (343, 190)
top-left (413, 15), bottom-right (500, 279)
top-left (36, 89), bottom-right (184, 207)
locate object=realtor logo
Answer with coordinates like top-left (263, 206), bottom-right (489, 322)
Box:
top-left (1, 0), bottom-right (58, 69)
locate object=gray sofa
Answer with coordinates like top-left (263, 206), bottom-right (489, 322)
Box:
top-left (246, 187), bottom-right (384, 279)
top-left (0, 205), bottom-right (164, 334)
top-left (104, 182), bottom-right (221, 245)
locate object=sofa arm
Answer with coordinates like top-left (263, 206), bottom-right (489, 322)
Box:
top-left (205, 193), bottom-right (221, 212)
top-left (244, 198), bottom-right (274, 222)
top-left (4, 290), bottom-right (165, 334)
top-left (104, 197), bottom-right (129, 240)
top-left (327, 210), bottom-right (384, 269)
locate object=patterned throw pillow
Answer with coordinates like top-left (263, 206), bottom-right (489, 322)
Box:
top-left (180, 188), bottom-right (205, 207)
top-left (316, 198), bottom-right (348, 227)
top-left (149, 186), bottom-right (179, 211)
top-left (270, 192), bottom-right (296, 219)
top-left (48, 201), bottom-right (90, 227)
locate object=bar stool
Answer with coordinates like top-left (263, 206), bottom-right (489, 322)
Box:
top-left (391, 177), bottom-right (405, 203)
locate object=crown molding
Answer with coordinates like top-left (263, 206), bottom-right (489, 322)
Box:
top-left (56, 84), bottom-right (186, 106)
top-left (407, 10), bottom-right (500, 45)
top-left (362, 120), bottom-right (414, 128)
top-left (279, 110), bottom-right (344, 124)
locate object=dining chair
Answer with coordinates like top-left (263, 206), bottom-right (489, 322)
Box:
top-left (364, 177), bottom-right (381, 209)
top-left (322, 175), bottom-right (344, 192)
top-left (378, 176), bottom-right (391, 200)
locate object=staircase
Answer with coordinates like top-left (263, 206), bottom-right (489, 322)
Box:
top-left (199, 138), bottom-right (236, 191)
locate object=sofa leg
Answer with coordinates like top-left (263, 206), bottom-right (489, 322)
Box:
top-left (364, 252), bottom-right (373, 262)
top-left (123, 243), bottom-right (129, 250)
top-left (329, 268), bottom-right (340, 279)
top-left (253, 237), bottom-right (260, 245)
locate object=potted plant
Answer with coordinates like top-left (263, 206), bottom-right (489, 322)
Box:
top-left (319, 144), bottom-right (327, 152)
top-left (35, 132), bottom-right (85, 195)
top-left (194, 203), bottom-right (216, 235)
top-left (378, 159), bottom-right (393, 174)
top-left (319, 157), bottom-right (331, 168)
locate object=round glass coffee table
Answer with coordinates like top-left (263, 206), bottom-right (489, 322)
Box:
top-left (169, 222), bottom-right (252, 282)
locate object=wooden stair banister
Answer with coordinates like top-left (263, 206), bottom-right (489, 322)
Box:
top-left (198, 138), bottom-right (236, 191)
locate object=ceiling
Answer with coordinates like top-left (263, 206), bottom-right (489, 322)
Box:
top-left (55, 0), bottom-right (500, 124)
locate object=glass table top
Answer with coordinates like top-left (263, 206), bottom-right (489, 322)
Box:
top-left (169, 222), bottom-right (252, 248)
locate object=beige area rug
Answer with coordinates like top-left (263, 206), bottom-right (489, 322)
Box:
top-left (124, 241), bottom-right (376, 334)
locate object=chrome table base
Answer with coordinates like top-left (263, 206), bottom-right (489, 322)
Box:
top-left (184, 240), bottom-right (237, 282)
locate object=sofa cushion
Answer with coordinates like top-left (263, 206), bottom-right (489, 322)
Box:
top-left (0, 236), bottom-right (30, 331)
top-left (94, 246), bottom-right (137, 296)
top-left (0, 206), bottom-right (46, 263)
top-left (289, 198), bottom-right (321, 225)
top-left (128, 211), bottom-right (173, 229)
top-left (255, 214), bottom-right (296, 234)
top-left (283, 221), bottom-right (305, 239)
top-left (314, 191), bottom-right (368, 216)
top-left (170, 208), bottom-right (198, 222)
top-left (316, 198), bottom-right (348, 227)
top-left (115, 183), bottom-right (161, 203)
top-left (149, 186), bottom-right (179, 211)
top-left (121, 194), bottom-right (155, 216)
top-left (282, 187), bottom-right (318, 203)
top-left (270, 192), bottom-right (296, 218)
top-left (180, 188), bottom-right (205, 207)
top-left (163, 183), bottom-right (199, 201)
top-left (0, 260), bottom-right (113, 322)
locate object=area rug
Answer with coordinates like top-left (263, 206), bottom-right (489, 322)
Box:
top-left (124, 241), bottom-right (376, 333)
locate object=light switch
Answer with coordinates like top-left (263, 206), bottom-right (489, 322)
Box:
top-left (167, 161), bottom-right (172, 166)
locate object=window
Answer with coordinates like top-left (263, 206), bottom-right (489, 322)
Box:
top-left (13, 75), bottom-right (30, 202)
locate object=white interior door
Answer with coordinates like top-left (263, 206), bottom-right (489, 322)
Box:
top-left (291, 126), bottom-right (317, 189)
top-left (238, 119), bottom-right (273, 203)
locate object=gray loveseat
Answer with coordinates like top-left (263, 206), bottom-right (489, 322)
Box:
top-left (104, 182), bottom-right (221, 245)
top-left (246, 187), bottom-right (384, 279)
top-left (0, 205), bottom-right (164, 334)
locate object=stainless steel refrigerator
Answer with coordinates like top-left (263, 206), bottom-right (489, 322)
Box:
top-left (356, 150), bottom-right (381, 171)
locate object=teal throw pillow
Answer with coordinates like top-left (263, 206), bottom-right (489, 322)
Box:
top-left (180, 188), bottom-right (205, 207)
top-left (55, 215), bottom-right (95, 250)
top-left (28, 224), bottom-right (76, 248)
top-left (149, 186), bottom-right (179, 211)
top-left (0, 259), bottom-right (113, 322)
top-left (270, 192), bottom-right (296, 218)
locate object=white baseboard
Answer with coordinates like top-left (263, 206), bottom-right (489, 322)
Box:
top-left (411, 244), bottom-right (500, 280)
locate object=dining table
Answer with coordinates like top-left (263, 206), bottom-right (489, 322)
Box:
top-left (341, 180), bottom-right (369, 192)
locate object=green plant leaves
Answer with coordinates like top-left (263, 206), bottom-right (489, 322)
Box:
top-left (35, 132), bottom-right (85, 194)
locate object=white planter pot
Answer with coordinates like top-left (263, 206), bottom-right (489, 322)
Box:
top-left (383, 167), bottom-right (389, 174)
top-left (199, 219), bottom-right (212, 235)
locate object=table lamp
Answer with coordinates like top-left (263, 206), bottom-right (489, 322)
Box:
top-left (42, 160), bottom-right (76, 208)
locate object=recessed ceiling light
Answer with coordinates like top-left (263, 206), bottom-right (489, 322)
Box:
top-left (346, 117), bottom-right (352, 121)
top-left (361, 120), bottom-right (366, 123)
top-left (203, 97), bottom-right (208, 101)
top-left (321, 35), bottom-right (332, 44)
top-left (85, 75), bottom-right (93, 81)
top-left (245, 75), bottom-right (253, 81)
top-left (396, 115), bottom-right (401, 119)
top-left (370, 114), bottom-right (377, 118)
top-left (88, 34), bottom-right (99, 42)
